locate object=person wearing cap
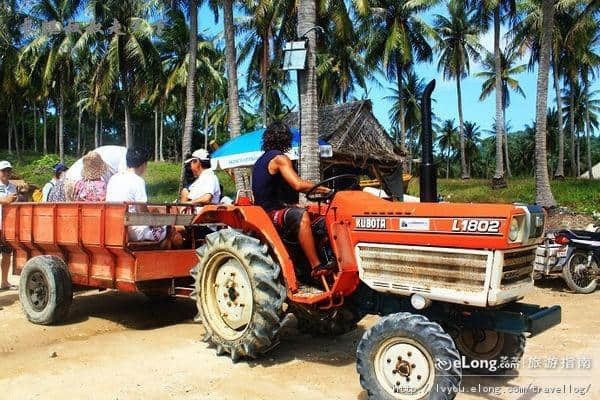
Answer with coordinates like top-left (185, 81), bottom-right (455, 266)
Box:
top-left (42, 163), bottom-right (68, 202)
top-left (180, 149), bottom-right (221, 206)
top-left (0, 161), bottom-right (17, 291)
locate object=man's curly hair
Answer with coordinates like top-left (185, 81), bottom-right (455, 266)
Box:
top-left (262, 121), bottom-right (293, 153)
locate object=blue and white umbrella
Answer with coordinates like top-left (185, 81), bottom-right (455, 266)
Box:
top-left (210, 127), bottom-right (333, 170)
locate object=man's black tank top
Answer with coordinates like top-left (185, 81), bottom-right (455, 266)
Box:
top-left (252, 150), bottom-right (299, 211)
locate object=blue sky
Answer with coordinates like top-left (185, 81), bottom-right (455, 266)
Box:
top-left (201, 4), bottom-right (599, 138)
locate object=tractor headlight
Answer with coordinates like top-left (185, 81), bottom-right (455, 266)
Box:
top-left (509, 218), bottom-right (520, 242)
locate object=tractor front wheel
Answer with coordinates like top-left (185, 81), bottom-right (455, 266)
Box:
top-left (192, 229), bottom-right (287, 362)
top-left (357, 312), bottom-right (461, 400)
top-left (454, 329), bottom-right (525, 375)
top-left (19, 256), bottom-right (73, 325)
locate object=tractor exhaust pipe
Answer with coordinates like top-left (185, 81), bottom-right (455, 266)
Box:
top-left (420, 79), bottom-right (437, 203)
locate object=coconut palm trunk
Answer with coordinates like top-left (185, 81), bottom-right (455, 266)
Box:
top-left (58, 93), bottom-right (65, 164)
top-left (182, 0), bottom-right (198, 159)
top-left (160, 107), bottom-right (165, 161)
top-left (534, 0), bottom-right (556, 208)
top-left (503, 108), bottom-right (511, 177)
top-left (42, 101), bottom-right (47, 154)
top-left (94, 112), bottom-right (99, 149)
top-left (224, 0), bottom-right (250, 190)
top-left (584, 75), bottom-right (593, 179)
top-left (396, 59), bottom-right (406, 150)
top-left (154, 107), bottom-right (159, 161)
top-left (552, 53), bottom-right (565, 178)
top-left (124, 103), bottom-right (133, 147)
top-left (204, 110), bottom-right (209, 149)
top-left (261, 30), bottom-right (270, 127)
top-left (33, 102), bottom-right (38, 153)
top-left (569, 78), bottom-right (576, 177)
top-left (456, 74), bottom-right (468, 179)
top-left (297, 0), bottom-right (320, 187)
top-left (493, 6), bottom-right (505, 185)
top-left (7, 102), bottom-right (13, 155)
top-left (77, 104), bottom-right (83, 156)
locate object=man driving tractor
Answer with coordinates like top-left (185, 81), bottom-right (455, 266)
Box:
top-left (252, 122), bottom-right (333, 278)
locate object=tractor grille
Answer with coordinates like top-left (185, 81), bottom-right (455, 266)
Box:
top-left (501, 248), bottom-right (535, 287)
top-left (356, 244), bottom-right (490, 292)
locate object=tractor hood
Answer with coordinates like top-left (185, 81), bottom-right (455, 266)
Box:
top-left (328, 191), bottom-right (544, 250)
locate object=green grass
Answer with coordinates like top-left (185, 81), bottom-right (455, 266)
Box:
top-left (0, 151), bottom-right (236, 204)
top-left (407, 177), bottom-right (600, 214)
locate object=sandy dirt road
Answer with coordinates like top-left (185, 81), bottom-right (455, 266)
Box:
top-left (1, 273), bottom-right (598, 400)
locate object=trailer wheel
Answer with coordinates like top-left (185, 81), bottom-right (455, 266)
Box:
top-left (292, 302), bottom-right (364, 337)
top-left (19, 256), bottom-right (73, 325)
top-left (191, 229), bottom-right (287, 361)
top-left (357, 313), bottom-right (461, 400)
top-left (563, 251), bottom-right (598, 294)
top-left (454, 329), bottom-right (525, 375)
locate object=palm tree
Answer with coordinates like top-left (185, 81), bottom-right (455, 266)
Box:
top-left (533, 0), bottom-right (556, 209)
top-left (22, 0), bottom-right (86, 162)
top-left (89, 0), bottom-right (160, 147)
top-left (438, 119), bottom-right (459, 179)
top-left (297, 0), bottom-right (320, 185)
top-left (463, 121), bottom-right (481, 176)
top-left (385, 69), bottom-right (426, 169)
top-left (434, 0), bottom-right (481, 179)
top-left (182, 0), bottom-right (198, 159)
top-left (238, 0), bottom-right (286, 126)
top-left (475, 48), bottom-right (526, 177)
top-left (577, 18), bottom-right (600, 179)
top-left (472, 0), bottom-right (517, 187)
top-left (1, 1), bottom-right (25, 157)
top-left (355, 0), bottom-right (439, 151)
top-left (224, 0), bottom-right (249, 189)
top-left (562, 82), bottom-right (600, 175)
top-left (511, 0), bottom-right (578, 179)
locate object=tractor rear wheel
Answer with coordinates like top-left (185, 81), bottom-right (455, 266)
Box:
top-left (454, 329), bottom-right (525, 375)
top-left (293, 302), bottom-right (364, 337)
top-left (192, 229), bottom-right (287, 362)
top-left (357, 312), bottom-right (461, 400)
top-left (19, 256), bottom-right (73, 325)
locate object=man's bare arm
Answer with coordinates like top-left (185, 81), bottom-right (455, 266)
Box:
top-left (190, 194), bottom-right (213, 205)
top-left (273, 155), bottom-right (329, 194)
top-left (0, 194), bottom-right (17, 205)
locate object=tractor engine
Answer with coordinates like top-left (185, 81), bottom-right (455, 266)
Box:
top-left (333, 193), bottom-right (545, 307)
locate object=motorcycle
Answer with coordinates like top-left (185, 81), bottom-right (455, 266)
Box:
top-left (535, 227), bottom-right (600, 294)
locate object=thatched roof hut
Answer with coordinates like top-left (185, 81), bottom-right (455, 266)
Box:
top-left (283, 100), bottom-right (403, 169)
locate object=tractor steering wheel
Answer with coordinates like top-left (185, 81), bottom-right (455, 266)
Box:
top-left (306, 174), bottom-right (359, 202)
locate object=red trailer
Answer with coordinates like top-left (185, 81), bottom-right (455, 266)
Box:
top-left (2, 202), bottom-right (200, 324)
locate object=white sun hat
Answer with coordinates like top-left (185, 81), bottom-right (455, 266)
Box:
top-left (184, 149), bottom-right (210, 164)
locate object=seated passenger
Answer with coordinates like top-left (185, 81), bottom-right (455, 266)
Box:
top-left (73, 152), bottom-right (107, 202)
top-left (252, 122), bottom-right (332, 278)
top-left (180, 149), bottom-right (221, 206)
top-left (64, 145), bottom-right (127, 200)
top-left (43, 163), bottom-right (68, 202)
top-left (106, 147), bottom-right (182, 248)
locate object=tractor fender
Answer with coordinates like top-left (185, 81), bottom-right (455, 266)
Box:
top-left (193, 205), bottom-right (298, 293)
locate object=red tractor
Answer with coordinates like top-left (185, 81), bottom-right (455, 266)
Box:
top-left (3, 81), bottom-right (560, 400)
top-left (191, 81), bottom-right (560, 399)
